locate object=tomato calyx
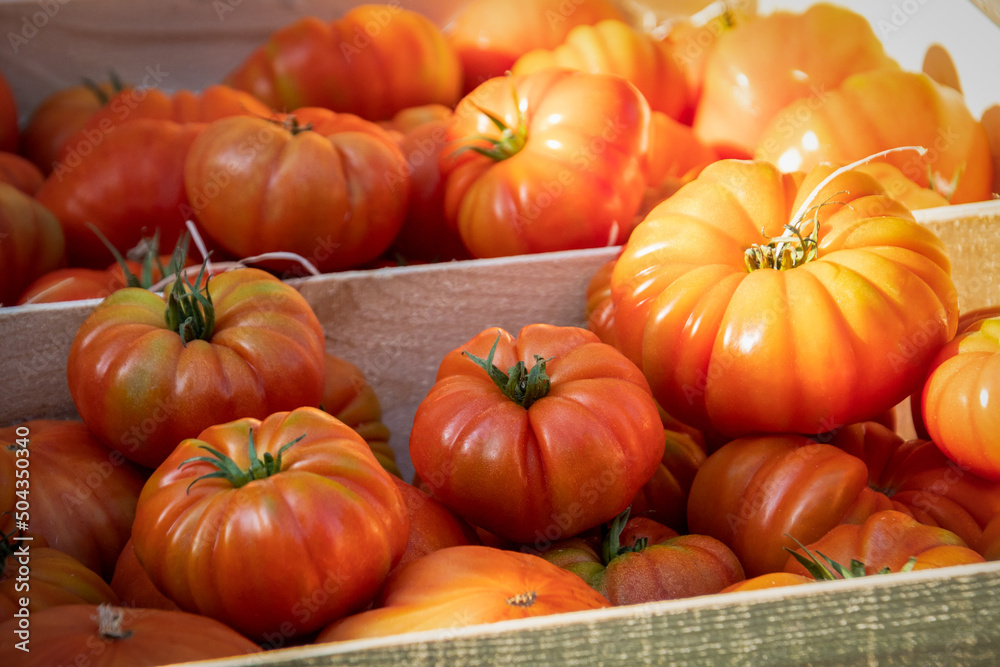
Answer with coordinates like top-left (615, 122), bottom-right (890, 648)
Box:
top-left (783, 534), bottom-right (917, 580)
top-left (95, 604), bottom-right (134, 640)
top-left (464, 332), bottom-right (552, 409)
top-left (164, 260), bottom-right (214, 345)
top-left (280, 115), bottom-right (314, 136)
top-left (455, 77), bottom-right (528, 162)
top-left (81, 69), bottom-right (125, 106)
top-left (181, 429), bottom-right (306, 493)
top-left (744, 208), bottom-right (823, 272)
top-left (600, 507), bottom-right (647, 566)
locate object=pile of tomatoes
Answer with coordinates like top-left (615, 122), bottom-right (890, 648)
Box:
top-left (1, 0), bottom-right (999, 664)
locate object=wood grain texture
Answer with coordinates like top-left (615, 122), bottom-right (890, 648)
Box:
top-left (186, 561), bottom-right (1000, 666)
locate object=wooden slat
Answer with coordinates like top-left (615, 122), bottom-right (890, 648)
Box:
top-left (185, 561), bottom-right (1000, 666)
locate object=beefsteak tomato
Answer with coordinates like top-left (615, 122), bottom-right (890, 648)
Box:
top-left (184, 110), bottom-right (409, 272)
top-left (131, 407), bottom-right (409, 640)
top-left (441, 68), bottom-right (650, 258)
top-left (66, 267), bottom-right (326, 468)
top-left (408, 324), bottom-right (664, 545)
top-left (611, 159), bottom-right (958, 437)
top-left (225, 5), bottom-right (461, 121)
top-left (0, 182), bottom-right (65, 306)
top-left (756, 69), bottom-right (994, 205)
top-left (316, 544), bottom-right (610, 642)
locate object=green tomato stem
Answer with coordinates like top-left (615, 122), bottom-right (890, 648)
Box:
top-left (463, 332), bottom-right (551, 409)
top-left (181, 430), bottom-right (305, 493)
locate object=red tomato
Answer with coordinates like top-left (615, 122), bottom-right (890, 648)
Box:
top-left (2, 544), bottom-right (119, 621)
top-left (35, 119), bottom-right (204, 268)
top-left (225, 6), bottom-right (461, 121)
top-left (66, 268), bottom-right (326, 468)
top-left (693, 4), bottom-right (897, 157)
top-left (53, 84), bottom-right (272, 166)
top-left (0, 420), bottom-right (147, 581)
top-left (720, 572), bottom-right (815, 593)
top-left (184, 110), bottom-right (409, 272)
top-left (922, 314), bottom-right (1000, 480)
top-left (389, 477), bottom-right (480, 575)
top-left (444, 0), bottom-right (625, 94)
top-left (511, 19), bottom-right (693, 121)
top-left (0, 69), bottom-right (17, 153)
top-left (316, 544), bottom-right (610, 642)
top-left (688, 421), bottom-right (1000, 576)
top-left (784, 510), bottom-right (984, 576)
top-left (20, 76), bottom-right (129, 175)
top-left (0, 604), bottom-right (261, 666)
top-left (756, 70), bottom-right (993, 205)
top-left (409, 324), bottom-right (664, 545)
top-left (381, 105), bottom-right (470, 263)
top-left (628, 428), bottom-right (707, 533)
top-left (540, 511), bottom-right (744, 606)
top-left (441, 68), bottom-right (651, 258)
top-left (320, 352), bottom-right (399, 478)
top-left (0, 151), bottom-right (44, 196)
top-left (0, 182), bottom-right (65, 306)
top-left (611, 159), bottom-right (958, 438)
top-left (109, 539), bottom-right (178, 611)
top-left (132, 407), bottom-right (409, 640)
top-left (641, 110), bottom-right (718, 209)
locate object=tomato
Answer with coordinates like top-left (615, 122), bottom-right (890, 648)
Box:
top-left (719, 572), bottom-right (815, 593)
top-left (225, 6), bottom-right (461, 121)
top-left (687, 421), bottom-right (1000, 576)
top-left (0, 69), bottom-right (17, 153)
top-left (540, 511), bottom-right (744, 606)
top-left (585, 255), bottom-right (621, 348)
top-left (0, 604), bottom-right (261, 666)
top-left (53, 84), bottom-right (272, 166)
top-left (36, 119), bottom-right (204, 269)
top-left (628, 428), bottom-right (707, 533)
top-left (20, 75), bottom-right (129, 175)
top-left (444, 0), bottom-right (625, 94)
top-left (321, 352), bottom-right (399, 478)
top-left (641, 111), bottom-right (718, 212)
top-left (784, 510), bottom-right (984, 576)
top-left (390, 477), bottom-right (480, 575)
top-left (2, 542), bottom-right (119, 621)
top-left (18, 235), bottom-right (191, 305)
top-left (0, 420), bottom-right (146, 581)
top-left (0, 182), bottom-right (65, 307)
top-left (441, 68), bottom-right (650, 258)
top-left (852, 162), bottom-right (950, 210)
top-left (110, 539), bottom-right (178, 611)
top-left (132, 407), bottom-right (409, 640)
top-left (978, 513), bottom-right (1000, 561)
top-left (66, 267), bottom-right (326, 468)
top-left (693, 4), bottom-right (897, 158)
top-left (756, 69), bottom-right (993, 205)
top-left (316, 544), bottom-right (610, 642)
top-left (0, 151), bottom-right (44, 196)
top-left (830, 421), bottom-right (1000, 553)
top-left (922, 314), bottom-right (1000, 480)
top-left (184, 110), bottom-right (409, 272)
top-left (611, 159), bottom-right (958, 438)
top-left (511, 19), bottom-right (692, 121)
top-left (381, 105), bottom-right (470, 263)
top-left (409, 324), bottom-right (664, 545)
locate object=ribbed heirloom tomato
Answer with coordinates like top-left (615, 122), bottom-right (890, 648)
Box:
top-left (131, 407), bottom-right (409, 641)
top-left (611, 158), bottom-right (958, 438)
top-left (440, 68), bottom-right (651, 258)
top-left (409, 324), bottom-right (664, 545)
top-left (66, 267), bottom-right (326, 468)
top-left (184, 109), bottom-right (409, 271)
